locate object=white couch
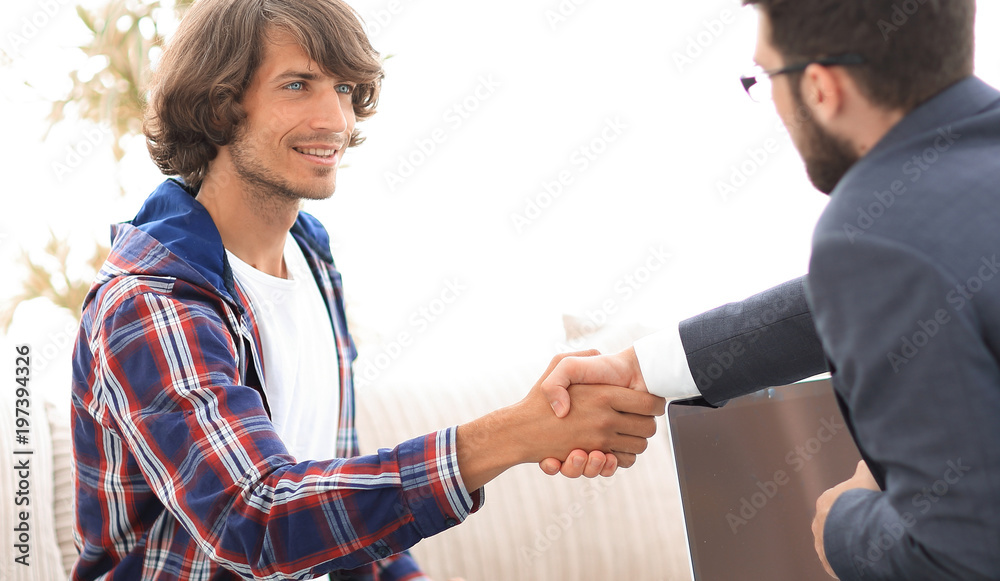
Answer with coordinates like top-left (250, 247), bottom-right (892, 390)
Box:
top-left (0, 301), bottom-right (692, 580)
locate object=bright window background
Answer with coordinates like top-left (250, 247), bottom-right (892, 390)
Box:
top-left (2, 0), bottom-right (999, 387)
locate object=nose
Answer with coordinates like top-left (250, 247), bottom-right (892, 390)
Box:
top-left (310, 85), bottom-right (351, 135)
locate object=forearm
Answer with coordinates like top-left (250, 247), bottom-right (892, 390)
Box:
top-left (456, 405), bottom-right (526, 491)
top-left (680, 276), bottom-right (828, 404)
top-left (826, 489), bottom-right (992, 581)
top-left (457, 381), bottom-right (665, 491)
top-left (102, 412), bottom-right (476, 577)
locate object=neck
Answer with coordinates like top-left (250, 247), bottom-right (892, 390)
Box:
top-left (197, 153), bottom-right (300, 278)
top-left (845, 103), bottom-right (906, 158)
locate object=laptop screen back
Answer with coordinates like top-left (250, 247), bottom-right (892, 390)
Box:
top-left (668, 379), bottom-right (861, 581)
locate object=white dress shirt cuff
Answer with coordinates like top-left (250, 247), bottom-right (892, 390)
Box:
top-left (633, 327), bottom-right (700, 400)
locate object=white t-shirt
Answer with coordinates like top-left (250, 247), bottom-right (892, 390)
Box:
top-left (227, 234), bottom-right (341, 461)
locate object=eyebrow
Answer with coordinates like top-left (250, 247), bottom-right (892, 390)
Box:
top-left (271, 70), bottom-right (322, 84)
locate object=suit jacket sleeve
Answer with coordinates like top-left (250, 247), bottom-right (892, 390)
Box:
top-left (809, 232), bottom-right (1000, 581)
top-left (679, 276), bottom-right (829, 405)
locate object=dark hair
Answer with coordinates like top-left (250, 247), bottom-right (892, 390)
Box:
top-left (143, 0), bottom-right (383, 189)
top-left (743, 0), bottom-right (975, 112)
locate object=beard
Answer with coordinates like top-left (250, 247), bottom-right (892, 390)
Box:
top-left (790, 88), bottom-right (860, 195)
top-left (228, 122), bottom-right (338, 209)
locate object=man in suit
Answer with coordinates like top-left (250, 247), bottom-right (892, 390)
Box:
top-left (540, 0), bottom-right (1000, 579)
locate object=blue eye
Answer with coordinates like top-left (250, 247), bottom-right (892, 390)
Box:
top-left (286, 81), bottom-right (304, 91)
top-left (335, 84), bottom-right (355, 95)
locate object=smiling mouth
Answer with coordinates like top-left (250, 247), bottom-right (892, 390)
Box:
top-left (293, 147), bottom-right (338, 158)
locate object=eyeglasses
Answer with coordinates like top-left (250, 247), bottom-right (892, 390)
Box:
top-left (740, 54), bottom-right (866, 103)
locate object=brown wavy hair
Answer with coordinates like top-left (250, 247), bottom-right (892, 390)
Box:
top-left (143, 0), bottom-right (383, 189)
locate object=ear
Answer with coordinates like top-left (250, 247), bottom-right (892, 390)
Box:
top-left (798, 63), bottom-right (846, 126)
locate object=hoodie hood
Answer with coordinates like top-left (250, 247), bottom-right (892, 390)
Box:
top-left (130, 178), bottom-right (232, 298)
top-left (87, 178), bottom-right (337, 313)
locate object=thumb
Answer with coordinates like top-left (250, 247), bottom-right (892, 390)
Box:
top-left (854, 460), bottom-right (880, 490)
top-left (540, 378), bottom-right (572, 418)
top-left (537, 350), bottom-right (600, 418)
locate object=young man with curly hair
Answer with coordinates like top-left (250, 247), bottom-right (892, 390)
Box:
top-left (69, 1), bottom-right (664, 579)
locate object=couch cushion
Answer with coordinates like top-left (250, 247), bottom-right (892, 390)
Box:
top-left (47, 401), bottom-right (77, 577)
top-left (354, 357), bottom-right (692, 580)
top-left (0, 388), bottom-right (68, 581)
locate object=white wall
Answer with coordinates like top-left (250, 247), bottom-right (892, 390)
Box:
top-left (2, 0), bottom-right (999, 385)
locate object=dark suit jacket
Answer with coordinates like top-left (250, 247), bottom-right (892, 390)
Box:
top-left (678, 76), bottom-right (1000, 580)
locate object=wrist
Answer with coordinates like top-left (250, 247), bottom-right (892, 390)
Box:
top-left (617, 346), bottom-right (646, 390)
top-left (456, 404), bottom-right (532, 491)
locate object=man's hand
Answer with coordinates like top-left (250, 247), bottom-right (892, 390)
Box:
top-left (456, 351), bottom-right (665, 491)
top-left (540, 347), bottom-right (648, 418)
top-left (812, 460), bottom-right (880, 578)
top-left (543, 449), bottom-right (620, 479)
top-left (537, 347), bottom-right (648, 478)
top-left (540, 350), bottom-right (620, 479)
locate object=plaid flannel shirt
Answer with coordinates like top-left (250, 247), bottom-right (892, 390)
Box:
top-left (70, 179), bottom-right (481, 580)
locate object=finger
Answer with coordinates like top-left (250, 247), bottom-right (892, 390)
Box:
top-left (599, 453), bottom-right (618, 477)
top-left (619, 412), bottom-right (659, 440)
top-left (539, 458), bottom-right (562, 476)
top-left (613, 452), bottom-right (637, 468)
top-left (539, 350), bottom-right (601, 418)
top-left (606, 387), bottom-right (667, 417)
top-left (582, 450), bottom-right (608, 478)
top-left (853, 460), bottom-right (880, 491)
top-left (608, 433), bottom-right (651, 457)
top-left (853, 460), bottom-right (869, 481)
top-left (542, 354), bottom-right (631, 394)
top-left (539, 350), bottom-right (601, 382)
top-left (559, 450), bottom-right (589, 478)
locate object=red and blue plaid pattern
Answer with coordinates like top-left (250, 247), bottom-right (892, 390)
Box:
top-left (70, 180), bottom-right (480, 580)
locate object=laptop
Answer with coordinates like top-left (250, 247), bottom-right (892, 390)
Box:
top-left (666, 378), bottom-right (862, 581)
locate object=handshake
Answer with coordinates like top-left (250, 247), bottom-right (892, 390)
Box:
top-left (456, 346), bottom-right (664, 492)
top-left (536, 347), bottom-right (662, 479)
